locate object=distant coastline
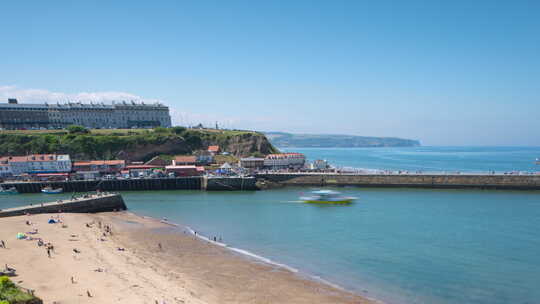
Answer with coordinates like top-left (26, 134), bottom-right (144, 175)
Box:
top-left (265, 132), bottom-right (420, 148)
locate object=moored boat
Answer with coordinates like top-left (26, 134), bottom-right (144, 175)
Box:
top-left (0, 187), bottom-right (18, 194)
top-left (41, 187), bottom-right (63, 194)
top-left (300, 190), bottom-right (356, 204)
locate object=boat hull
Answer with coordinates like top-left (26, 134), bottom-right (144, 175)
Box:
top-left (302, 199), bottom-right (354, 204)
top-left (41, 189), bottom-right (63, 194)
top-left (0, 188), bottom-right (18, 194)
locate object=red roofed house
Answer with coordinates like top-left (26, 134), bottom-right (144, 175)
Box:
top-left (73, 160), bottom-right (126, 174)
top-left (208, 145), bottom-right (220, 155)
top-left (165, 165), bottom-right (205, 177)
top-left (173, 156), bottom-right (197, 166)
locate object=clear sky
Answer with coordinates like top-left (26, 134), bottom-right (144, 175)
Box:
top-left (1, 1), bottom-right (539, 146)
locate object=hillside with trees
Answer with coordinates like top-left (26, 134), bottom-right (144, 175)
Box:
top-left (0, 127), bottom-right (278, 161)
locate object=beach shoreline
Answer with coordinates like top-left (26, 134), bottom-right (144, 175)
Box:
top-left (0, 211), bottom-right (376, 304)
top-left (133, 212), bottom-right (379, 300)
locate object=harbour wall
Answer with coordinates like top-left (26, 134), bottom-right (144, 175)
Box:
top-left (4, 174), bottom-right (539, 192)
top-left (255, 174), bottom-right (540, 190)
top-left (206, 177), bottom-right (257, 191)
top-left (1, 177), bottom-right (256, 193)
top-left (2, 177), bottom-right (202, 193)
top-left (0, 193), bottom-right (127, 217)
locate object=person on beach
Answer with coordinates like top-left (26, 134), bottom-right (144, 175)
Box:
top-left (0, 240), bottom-right (5, 248)
top-left (158, 243), bottom-right (163, 251)
top-left (47, 248), bottom-right (51, 258)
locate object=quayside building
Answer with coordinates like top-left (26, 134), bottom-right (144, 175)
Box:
top-left (0, 98), bottom-right (172, 129)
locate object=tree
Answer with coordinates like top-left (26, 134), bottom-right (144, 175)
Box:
top-left (67, 125), bottom-right (89, 134)
top-left (171, 126), bottom-right (187, 135)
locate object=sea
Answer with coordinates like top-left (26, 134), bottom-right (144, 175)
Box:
top-left (1, 146), bottom-right (540, 304)
top-left (281, 146), bottom-right (540, 173)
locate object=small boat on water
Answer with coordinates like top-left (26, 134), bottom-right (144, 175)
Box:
top-left (536, 158), bottom-right (540, 165)
top-left (0, 187), bottom-right (18, 194)
top-left (41, 187), bottom-right (63, 194)
top-left (300, 190), bottom-right (356, 204)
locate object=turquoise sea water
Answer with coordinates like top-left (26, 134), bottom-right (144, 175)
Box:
top-left (1, 147), bottom-right (540, 304)
top-left (282, 146), bottom-right (540, 173)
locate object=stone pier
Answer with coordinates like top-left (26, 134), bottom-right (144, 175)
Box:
top-left (255, 173), bottom-right (540, 190)
top-left (0, 193), bottom-right (127, 218)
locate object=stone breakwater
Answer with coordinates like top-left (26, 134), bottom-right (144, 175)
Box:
top-left (0, 193), bottom-right (127, 217)
top-left (256, 173), bottom-right (540, 190)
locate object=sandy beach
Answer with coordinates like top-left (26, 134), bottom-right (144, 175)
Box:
top-left (0, 211), bottom-right (374, 304)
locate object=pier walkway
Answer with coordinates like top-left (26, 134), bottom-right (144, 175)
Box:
top-left (256, 173), bottom-right (540, 190)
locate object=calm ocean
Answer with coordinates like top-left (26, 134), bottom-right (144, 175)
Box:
top-left (1, 147), bottom-right (539, 304)
top-left (281, 146), bottom-right (540, 173)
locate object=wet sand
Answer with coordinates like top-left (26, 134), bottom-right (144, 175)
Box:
top-left (0, 211), bottom-right (375, 304)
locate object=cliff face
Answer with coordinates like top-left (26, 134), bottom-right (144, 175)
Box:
top-left (119, 132), bottom-right (278, 160)
top-left (203, 132), bottom-right (279, 157)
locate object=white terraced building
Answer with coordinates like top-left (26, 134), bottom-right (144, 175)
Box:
top-left (0, 162), bottom-right (12, 177)
top-left (6, 154), bottom-right (72, 175)
top-left (0, 98), bottom-right (171, 129)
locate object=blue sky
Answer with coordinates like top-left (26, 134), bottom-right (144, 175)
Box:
top-left (0, 1), bottom-right (539, 146)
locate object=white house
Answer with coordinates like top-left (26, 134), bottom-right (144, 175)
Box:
top-left (308, 159), bottom-right (329, 171)
top-left (7, 154), bottom-right (72, 175)
top-left (264, 153), bottom-right (306, 169)
top-left (0, 157), bottom-right (12, 177)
